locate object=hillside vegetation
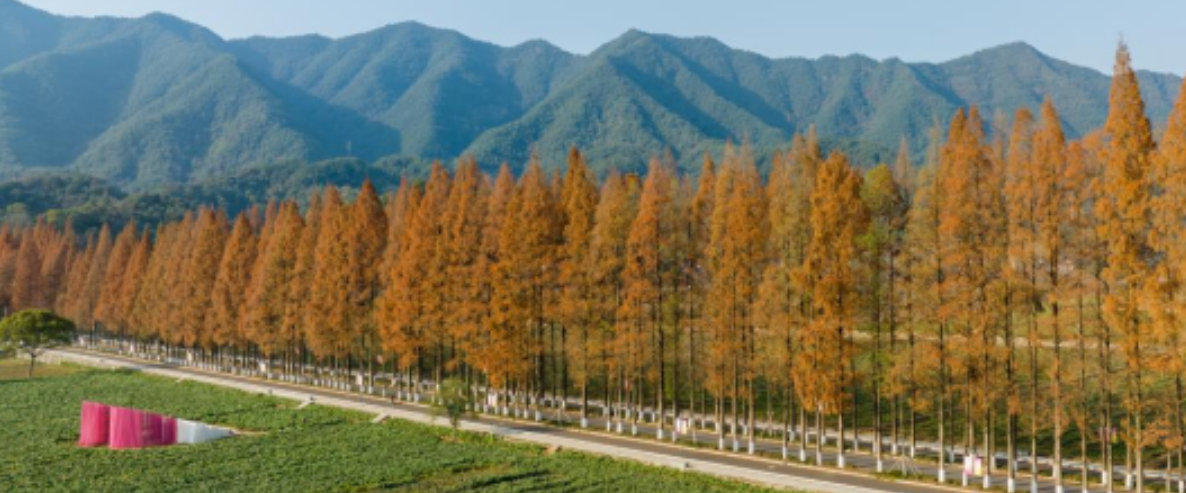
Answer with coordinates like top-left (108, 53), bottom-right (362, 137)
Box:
top-left (0, 0), bottom-right (1179, 188)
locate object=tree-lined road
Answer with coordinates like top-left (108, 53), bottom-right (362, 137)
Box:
top-left (48, 348), bottom-right (1127, 493)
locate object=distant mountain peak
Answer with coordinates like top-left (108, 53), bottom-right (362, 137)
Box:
top-left (989, 40), bottom-right (1039, 51)
top-left (954, 41), bottom-right (1046, 62)
top-left (372, 20), bottom-right (432, 33)
top-left (817, 52), bottom-right (878, 63)
top-left (610, 28), bottom-right (669, 45)
top-left (0, 0), bottom-right (38, 13)
top-left (362, 20), bottom-right (462, 39)
top-left (593, 28), bottom-right (671, 57)
top-left (0, 0), bottom-right (53, 23)
top-left (510, 38), bottom-right (565, 54)
top-left (132, 11), bottom-right (224, 46)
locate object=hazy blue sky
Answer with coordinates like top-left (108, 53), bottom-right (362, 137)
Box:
top-left (20, 0), bottom-right (1186, 74)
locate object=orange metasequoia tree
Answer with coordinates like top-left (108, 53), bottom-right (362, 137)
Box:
top-left (859, 162), bottom-right (906, 471)
top-left (349, 180), bottom-right (388, 387)
top-left (1097, 43), bottom-right (1156, 493)
top-left (558, 148), bottom-right (600, 424)
top-left (1148, 76), bottom-right (1186, 489)
top-left (180, 209), bottom-right (229, 354)
top-left (620, 157), bottom-right (677, 438)
top-left (307, 187), bottom-right (352, 363)
top-left (587, 171), bottom-right (639, 430)
top-left (1003, 106), bottom-right (1036, 491)
top-left (93, 222), bottom-right (138, 333)
top-left (799, 151), bottom-right (867, 467)
top-left (244, 202), bottom-right (304, 364)
top-left (440, 158), bottom-right (488, 390)
top-left (209, 214), bottom-right (258, 367)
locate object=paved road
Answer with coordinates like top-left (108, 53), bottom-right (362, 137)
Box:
top-left (45, 348), bottom-right (1132, 493)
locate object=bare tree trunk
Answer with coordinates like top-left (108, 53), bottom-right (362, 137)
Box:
top-left (875, 305), bottom-right (884, 471)
top-left (656, 311), bottom-right (666, 440)
top-left (1176, 374), bottom-right (1185, 493)
top-left (1008, 289), bottom-right (1019, 493)
top-left (671, 295), bottom-right (680, 441)
top-left (939, 319), bottom-right (948, 483)
top-left (1030, 314), bottom-right (1041, 493)
top-left (1078, 308), bottom-right (1089, 493)
top-left (687, 304), bottom-right (697, 441)
top-left (815, 407), bottom-right (824, 466)
top-left (909, 320), bottom-right (917, 458)
top-left (1054, 299), bottom-right (1064, 493)
top-left (838, 316), bottom-right (848, 468)
top-left (580, 323), bottom-right (589, 427)
top-left (1134, 329), bottom-right (1144, 493)
top-left (783, 384), bottom-right (792, 460)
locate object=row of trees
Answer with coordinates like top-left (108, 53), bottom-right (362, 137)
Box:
top-left (2, 44), bottom-right (1185, 493)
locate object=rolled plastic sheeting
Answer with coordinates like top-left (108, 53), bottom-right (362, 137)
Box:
top-left (78, 402), bottom-right (111, 447)
top-left (108, 407), bottom-right (145, 450)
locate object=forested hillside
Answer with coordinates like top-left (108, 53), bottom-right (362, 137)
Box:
top-left (0, 0), bottom-right (1179, 189)
top-left (0, 158), bottom-right (414, 233)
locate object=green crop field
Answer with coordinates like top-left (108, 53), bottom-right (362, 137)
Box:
top-left (0, 362), bottom-right (786, 493)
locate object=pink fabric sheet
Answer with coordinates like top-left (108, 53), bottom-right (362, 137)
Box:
top-left (108, 406), bottom-right (145, 450)
top-left (143, 413), bottom-right (164, 446)
top-left (78, 401), bottom-right (110, 447)
top-left (160, 417), bottom-right (177, 445)
top-left (83, 402), bottom-right (181, 449)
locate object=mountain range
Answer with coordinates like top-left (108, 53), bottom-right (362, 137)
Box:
top-left (0, 0), bottom-right (1180, 190)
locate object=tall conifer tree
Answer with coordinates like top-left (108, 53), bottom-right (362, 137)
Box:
top-left (1097, 43), bottom-right (1156, 493)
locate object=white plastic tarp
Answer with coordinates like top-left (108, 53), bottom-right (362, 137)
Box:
top-left (195, 424), bottom-right (232, 442)
top-left (177, 419), bottom-right (234, 444)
